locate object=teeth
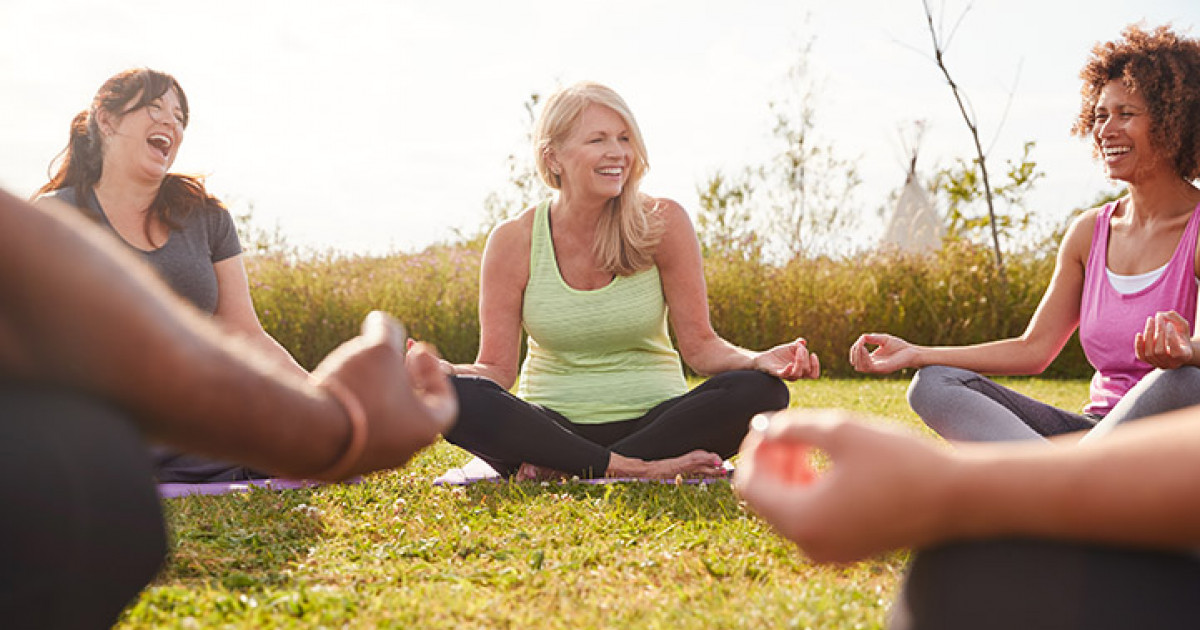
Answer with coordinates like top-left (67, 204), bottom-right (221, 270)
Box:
top-left (1102, 146), bottom-right (1130, 156)
top-left (148, 133), bottom-right (172, 150)
top-left (598, 167), bottom-right (622, 175)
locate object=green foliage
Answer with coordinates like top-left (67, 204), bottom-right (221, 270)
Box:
top-left (248, 243), bottom-right (483, 369)
top-left (936, 141), bottom-right (1045, 250)
top-left (249, 236), bottom-right (1089, 378)
top-left (703, 240), bottom-right (1086, 378)
top-left (695, 170), bottom-right (759, 260)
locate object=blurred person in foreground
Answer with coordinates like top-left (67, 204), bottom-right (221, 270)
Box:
top-left (0, 188), bottom-right (457, 629)
top-left (735, 407), bottom-right (1200, 629)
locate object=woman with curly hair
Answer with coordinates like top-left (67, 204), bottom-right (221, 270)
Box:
top-left (435, 81), bottom-right (819, 480)
top-left (850, 24), bottom-right (1200, 444)
top-left (36, 68), bottom-right (308, 482)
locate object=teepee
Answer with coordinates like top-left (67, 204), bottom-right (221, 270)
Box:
top-left (882, 128), bottom-right (943, 253)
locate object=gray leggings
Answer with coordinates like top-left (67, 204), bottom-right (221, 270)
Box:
top-left (908, 365), bottom-right (1200, 442)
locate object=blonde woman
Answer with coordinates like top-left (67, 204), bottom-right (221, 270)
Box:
top-left (440, 82), bottom-right (819, 480)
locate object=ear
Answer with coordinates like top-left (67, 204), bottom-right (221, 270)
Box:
top-left (543, 147), bottom-right (561, 176)
top-left (94, 108), bottom-right (117, 137)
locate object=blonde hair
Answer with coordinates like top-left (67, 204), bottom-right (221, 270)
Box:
top-left (533, 81), bottom-right (663, 276)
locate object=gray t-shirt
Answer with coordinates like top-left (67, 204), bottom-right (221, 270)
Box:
top-left (41, 186), bottom-right (257, 482)
top-left (41, 187), bottom-right (242, 314)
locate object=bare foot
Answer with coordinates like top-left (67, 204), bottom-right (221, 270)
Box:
top-left (607, 450), bottom-right (726, 479)
top-left (515, 462), bottom-right (570, 482)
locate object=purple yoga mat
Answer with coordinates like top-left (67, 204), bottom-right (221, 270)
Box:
top-left (433, 457), bottom-right (734, 486)
top-left (158, 477), bottom-right (356, 499)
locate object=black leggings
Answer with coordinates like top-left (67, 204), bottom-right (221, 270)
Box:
top-left (0, 387), bottom-right (166, 629)
top-left (445, 370), bottom-right (789, 478)
top-left (891, 539), bottom-right (1200, 629)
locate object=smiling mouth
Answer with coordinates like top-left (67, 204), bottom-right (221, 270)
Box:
top-left (1102, 146), bottom-right (1130, 158)
top-left (597, 167), bottom-right (622, 176)
top-left (147, 133), bottom-right (172, 158)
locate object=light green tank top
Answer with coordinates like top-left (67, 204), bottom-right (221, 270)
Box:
top-left (517, 199), bottom-right (687, 424)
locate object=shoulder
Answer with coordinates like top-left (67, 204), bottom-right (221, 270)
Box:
top-left (483, 204), bottom-right (536, 265)
top-left (649, 197), bottom-right (699, 259)
top-left (37, 188), bottom-right (74, 204)
top-left (1059, 204), bottom-right (1105, 265)
top-left (34, 187), bottom-right (82, 212)
top-left (649, 196), bottom-right (691, 229)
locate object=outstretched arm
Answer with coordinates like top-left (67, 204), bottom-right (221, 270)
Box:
top-left (849, 210), bottom-right (1098, 376)
top-left (734, 406), bottom-right (1200, 564)
top-left (0, 190), bottom-right (455, 480)
top-left (655, 200), bottom-right (819, 380)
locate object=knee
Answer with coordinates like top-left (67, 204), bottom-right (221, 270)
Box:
top-left (715, 370), bottom-right (789, 412)
top-left (451, 375), bottom-right (506, 410)
top-left (1141, 366), bottom-right (1200, 393)
top-left (906, 365), bottom-right (966, 419)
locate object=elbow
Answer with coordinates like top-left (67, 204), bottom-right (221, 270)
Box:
top-left (1014, 338), bottom-right (1058, 375)
top-left (678, 349), bottom-right (715, 377)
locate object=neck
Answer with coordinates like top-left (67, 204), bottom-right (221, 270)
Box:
top-left (552, 190), bottom-right (609, 228)
top-left (1124, 174), bottom-right (1200, 221)
top-left (93, 170), bottom-right (162, 216)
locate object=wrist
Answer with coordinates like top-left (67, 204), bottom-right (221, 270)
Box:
top-left (311, 377), bottom-right (368, 480)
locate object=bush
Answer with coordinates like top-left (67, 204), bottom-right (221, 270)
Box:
top-left (249, 239), bottom-right (1089, 378)
top-left (248, 243), bottom-right (482, 370)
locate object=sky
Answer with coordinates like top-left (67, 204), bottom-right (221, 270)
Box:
top-left (1, 0), bottom-right (1196, 255)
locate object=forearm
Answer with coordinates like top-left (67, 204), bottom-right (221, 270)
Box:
top-left (914, 336), bottom-right (1061, 375)
top-left (682, 336), bottom-right (756, 376)
top-left (946, 407), bottom-right (1200, 548)
top-left (251, 328), bottom-right (309, 378)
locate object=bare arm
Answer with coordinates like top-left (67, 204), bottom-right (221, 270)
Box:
top-left (734, 405), bottom-right (1200, 563)
top-left (655, 200), bottom-right (818, 379)
top-left (213, 254), bottom-right (307, 377)
top-left (0, 191), bottom-right (455, 480)
top-left (850, 210), bottom-right (1096, 375)
top-left (445, 214), bottom-right (531, 389)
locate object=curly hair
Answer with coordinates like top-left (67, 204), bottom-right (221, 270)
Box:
top-left (1072, 24), bottom-right (1200, 180)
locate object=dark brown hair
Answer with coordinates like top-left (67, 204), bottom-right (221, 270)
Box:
top-left (1072, 24), bottom-right (1200, 180)
top-left (37, 68), bottom-right (221, 235)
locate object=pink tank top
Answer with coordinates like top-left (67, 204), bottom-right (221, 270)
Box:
top-left (1078, 201), bottom-right (1200, 415)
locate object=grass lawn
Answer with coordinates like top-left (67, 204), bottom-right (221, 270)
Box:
top-left (118, 377), bottom-right (1090, 629)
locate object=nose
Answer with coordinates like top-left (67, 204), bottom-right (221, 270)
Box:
top-left (602, 137), bottom-right (627, 157)
top-left (148, 107), bottom-right (184, 131)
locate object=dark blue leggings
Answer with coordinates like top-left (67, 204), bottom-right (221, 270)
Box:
top-left (445, 370), bottom-right (789, 478)
top-left (892, 539), bottom-right (1200, 629)
top-left (0, 387), bottom-right (166, 629)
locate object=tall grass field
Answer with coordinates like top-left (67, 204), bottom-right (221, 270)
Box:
top-left (118, 378), bottom-right (1090, 629)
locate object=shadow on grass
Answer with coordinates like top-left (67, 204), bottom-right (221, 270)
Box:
top-left (459, 477), bottom-right (744, 523)
top-left (158, 487), bottom-right (324, 590)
